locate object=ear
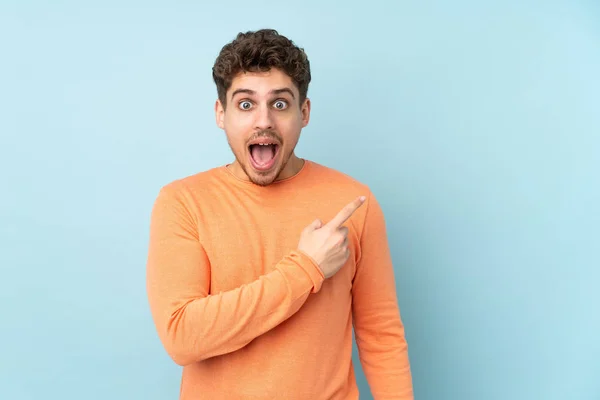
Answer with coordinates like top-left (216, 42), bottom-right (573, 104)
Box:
top-left (301, 98), bottom-right (311, 127)
top-left (215, 99), bottom-right (225, 129)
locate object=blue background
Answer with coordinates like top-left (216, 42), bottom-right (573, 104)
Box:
top-left (1, 1), bottom-right (599, 399)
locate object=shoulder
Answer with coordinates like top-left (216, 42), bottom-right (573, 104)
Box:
top-left (151, 166), bottom-right (227, 211)
top-left (305, 160), bottom-right (371, 194)
top-left (304, 160), bottom-right (381, 229)
top-left (158, 166), bottom-right (225, 196)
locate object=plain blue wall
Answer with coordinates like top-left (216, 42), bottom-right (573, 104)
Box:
top-left (1, 1), bottom-right (599, 399)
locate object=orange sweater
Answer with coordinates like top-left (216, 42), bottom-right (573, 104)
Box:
top-left (146, 160), bottom-right (413, 399)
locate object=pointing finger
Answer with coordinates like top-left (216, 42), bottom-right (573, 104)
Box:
top-left (326, 196), bottom-right (366, 229)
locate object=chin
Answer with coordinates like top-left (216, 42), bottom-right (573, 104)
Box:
top-left (228, 135), bottom-right (296, 185)
top-left (248, 172), bottom-right (279, 186)
top-left (243, 140), bottom-right (286, 186)
top-left (244, 158), bottom-right (284, 186)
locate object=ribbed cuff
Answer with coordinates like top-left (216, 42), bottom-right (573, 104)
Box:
top-left (289, 250), bottom-right (325, 293)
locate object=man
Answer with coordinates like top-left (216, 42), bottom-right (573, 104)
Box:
top-left (146, 29), bottom-right (413, 399)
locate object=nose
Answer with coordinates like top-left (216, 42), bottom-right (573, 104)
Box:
top-left (254, 104), bottom-right (273, 131)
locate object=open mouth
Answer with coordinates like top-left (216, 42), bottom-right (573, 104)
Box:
top-left (248, 142), bottom-right (280, 171)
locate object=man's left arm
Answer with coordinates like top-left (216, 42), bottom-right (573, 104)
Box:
top-left (351, 191), bottom-right (414, 399)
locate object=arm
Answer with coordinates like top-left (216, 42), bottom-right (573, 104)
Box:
top-left (351, 192), bottom-right (414, 399)
top-left (146, 184), bottom-right (325, 366)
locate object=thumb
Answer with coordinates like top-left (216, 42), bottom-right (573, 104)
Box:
top-left (307, 218), bottom-right (323, 231)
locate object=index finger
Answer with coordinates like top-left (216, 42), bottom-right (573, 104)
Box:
top-left (325, 196), bottom-right (366, 229)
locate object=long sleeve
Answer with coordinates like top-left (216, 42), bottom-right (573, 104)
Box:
top-left (146, 184), bottom-right (325, 366)
top-left (351, 192), bottom-right (414, 399)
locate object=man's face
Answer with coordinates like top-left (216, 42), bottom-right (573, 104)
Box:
top-left (215, 68), bottom-right (310, 186)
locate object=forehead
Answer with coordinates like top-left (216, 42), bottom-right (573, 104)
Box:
top-left (228, 68), bottom-right (298, 98)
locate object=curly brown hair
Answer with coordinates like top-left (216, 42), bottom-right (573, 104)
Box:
top-left (212, 29), bottom-right (311, 108)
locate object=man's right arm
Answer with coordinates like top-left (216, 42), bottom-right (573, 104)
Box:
top-left (146, 185), bottom-right (325, 366)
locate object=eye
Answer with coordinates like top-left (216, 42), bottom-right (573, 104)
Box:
top-left (239, 101), bottom-right (253, 110)
top-left (273, 100), bottom-right (288, 110)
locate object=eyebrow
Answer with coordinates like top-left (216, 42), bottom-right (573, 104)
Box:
top-left (230, 87), bottom-right (296, 100)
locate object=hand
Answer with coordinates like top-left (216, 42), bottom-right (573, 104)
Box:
top-left (298, 196), bottom-right (366, 278)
